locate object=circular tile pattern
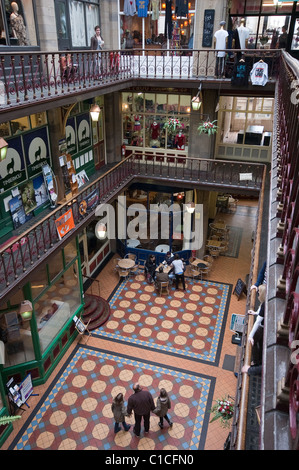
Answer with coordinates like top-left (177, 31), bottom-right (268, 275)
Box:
top-left (82, 360), bottom-right (97, 371)
top-left (196, 327), bottom-right (208, 336)
top-left (205, 296), bottom-right (216, 304)
top-left (166, 309), bottom-right (178, 318)
top-left (192, 339), bottom-right (205, 349)
top-left (129, 313), bottom-right (141, 322)
top-left (207, 287), bottom-right (218, 295)
top-left (125, 291), bottom-right (136, 298)
top-left (199, 316), bottom-right (211, 325)
top-left (178, 323), bottom-right (191, 333)
top-left (140, 294), bottom-right (151, 301)
top-left (140, 328), bottom-right (152, 337)
top-left (114, 309), bottom-right (125, 318)
top-left (36, 431), bottom-right (55, 449)
top-left (157, 331), bottom-right (169, 341)
top-left (92, 423), bottom-right (109, 440)
top-left (71, 416), bottom-right (88, 433)
top-left (179, 384), bottom-right (194, 398)
top-left (174, 402), bottom-right (190, 418)
top-left (135, 303), bottom-right (146, 311)
top-left (106, 321), bottom-right (119, 330)
top-left (91, 380), bottom-right (107, 394)
top-left (119, 369), bottom-right (134, 382)
top-left (58, 438), bottom-right (77, 450)
top-left (123, 324), bottom-right (135, 333)
top-left (61, 392), bottom-right (77, 406)
top-left (182, 313), bottom-right (194, 321)
top-left (162, 320), bottom-right (173, 329)
top-left (174, 335), bottom-right (187, 345)
top-left (72, 375), bottom-right (87, 388)
top-left (150, 306), bottom-right (161, 314)
top-left (139, 374), bottom-right (153, 387)
top-left (82, 397), bottom-right (98, 411)
top-left (202, 306), bottom-right (214, 314)
top-left (100, 365), bottom-right (115, 376)
top-left (145, 316), bottom-right (157, 325)
top-left (49, 410), bottom-right (67, 426)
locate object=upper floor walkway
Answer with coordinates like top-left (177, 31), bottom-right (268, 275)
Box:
top-left (0, 48), bottom-right (280, 118)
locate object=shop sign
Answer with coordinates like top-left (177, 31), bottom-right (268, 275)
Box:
top-left (23, 127), bottom-right (51, 178)
top-left (76, 113), bottom-right (91, 151)
top-left (55, 208), bottom-right (75, 240)
top-left (79, 188), bottom-right (99, 216)
top-left (65, 117), bottom-right (77, 155)
top-left (0, 136), bottom-right (26, 191)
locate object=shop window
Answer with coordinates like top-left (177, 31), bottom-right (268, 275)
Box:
top-left (30, 264), bottom-right (49, 300)
top-left (179, 95), bottom-right (191, 114)
top-left (70, 0), bottom-right (87, 47)
top-left (86, 219), bottom-right (107, 262)
top-left (64, 238), bottom-right (77, 265)
top-left (0, 310), bottom-right (34, 368)
top-left (85, 3), bottom-right (99, 44)
top-left (4, 0), bottom-right (37, 47)
top-left (30, 112), bottom-right (47, 128)
top-left (48, 252), bottom-right (64, 282)
top-left (0, 122), bottom-right (11, 137)
top-left (245, 0), bottom-right (262, 14)
top-left (156, 94), bottom-right (167, 114)
top-left (133, 93), bottom-right (144, 112)
top-left (10, 117), bottom-right (30, 134)
top-left (35, 261), bottom-right (81, 353)
top-left (145, 93), bottom-right (155, 113)
top-left (168, 95), bottom-right (179, 114)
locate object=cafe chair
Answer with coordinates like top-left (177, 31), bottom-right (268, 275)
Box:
top-left (200, 265), bottom-right (211, 278)
top-left (157, 281), bottom-right (169, 296)
top-left (190, 265), bottom-right (202, 280)
top-left (203, 255), bottom-right (214, 266)
top-left (129, 263), bottom-right (141, 276)
top-left (209, 248), bottom-right (220, 258)
top-left (112, 258), bottom-right (122, 272)
top-left (124, 253), bottom-right (137, 262)
top-left (117, 267), bottom-right (130, 280)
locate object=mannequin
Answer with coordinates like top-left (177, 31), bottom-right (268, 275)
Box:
top-left (175, 130), bottom-right (185, 150)
top-left (10, 2), bottom-right (28, 46)
top-left (237, 18), bottom-right (249, 50)
top-left (151, 120), bottom-right (160, 139)
top-left (214, 21), bottom-right (228, 78)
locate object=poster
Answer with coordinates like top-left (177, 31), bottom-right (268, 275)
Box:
top-left (23, 127), bottom-right (50, 178)
top-left (20, 180), bottom-right (37, 214)
top-left (9, 196), bottom-right (27, 229)
top-left (33, 174), bottom-right (48, 208)
top-left (0, 136), bottom-right (26, 191)
top-left (65, 117), bottom-right (77, 155)
top-left (76, 113), bottom-right (91, 151)
top-left (55, 208), bottom-right (75, 240)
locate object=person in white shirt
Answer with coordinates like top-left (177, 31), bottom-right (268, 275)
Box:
top-left (171, 254), bottom-right (186, 290)
top-left (214, 21), bottom-right (229, 78)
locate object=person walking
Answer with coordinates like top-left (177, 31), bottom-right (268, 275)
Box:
top-left (171, 253), bottom-right (186, 290)
top-left (153, 388), bottom-right (173, 429)
top-left (127, 383), bottom-right (155, 437)
top-left (144, 254), bottom-right (157, 283)
top-left (90, 25), bottom-right (105, 76)
top-left (111, 393), bottom-right (131, 434)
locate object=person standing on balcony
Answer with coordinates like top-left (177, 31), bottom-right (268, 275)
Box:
top-left (90, 26), bottom-right (104, 76)
top-left (214, 21), bottom-right (228, 78)
top-left (278, 26), bottom-right (289, 49)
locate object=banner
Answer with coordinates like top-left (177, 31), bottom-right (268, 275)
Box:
top-left (0, 136), bottom-right (26, 191)
top-left (76, 113), bottom-right (91, 151)
top-left (55, 208), bottom-right (75, 240)
top-left (23, 127), bottom-right (51, 178)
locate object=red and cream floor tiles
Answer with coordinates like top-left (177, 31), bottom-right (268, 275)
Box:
top-left (2, 200), bottom-right (258, 451)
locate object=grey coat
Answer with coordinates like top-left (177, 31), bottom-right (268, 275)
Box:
top-left (111, 400), bottom-right (127, 423)
top-left (153, 396), bottom-right (171, 418)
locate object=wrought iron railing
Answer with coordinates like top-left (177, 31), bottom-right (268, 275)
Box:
top-left (0, 153), bottom-right (265, 303)
top-left (0, 48), bottom-right (281, 110)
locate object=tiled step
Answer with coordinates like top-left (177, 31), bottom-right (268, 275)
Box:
top-left (83, 293), bottom-right (110, 330)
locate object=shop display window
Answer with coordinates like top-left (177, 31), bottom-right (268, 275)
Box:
top-left (48, 251), bottom-right (64, 282)
top-left (86, 219), bottom-right (107, 262)
top-left (63, 238), bottom-right (78, 265)
top-left (11, 117), bottom-right (30, 134)
top-left (2, 0), bottom-right (38, 47)
top-left (30, 112), bottom-right (47, 128)
top-left (122, 92), bottom-right (190, 151)
top-left (0, 310), bottom-right (34, 368)
top-left (0, 121), bottom-right (10, 138)
top-left (34, 261), bottom-right (81, 353)
top-left (30, 264), bottom-right (49, 300)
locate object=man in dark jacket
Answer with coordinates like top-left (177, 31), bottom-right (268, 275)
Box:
top-left (127, 383), bottom-right (155, 436)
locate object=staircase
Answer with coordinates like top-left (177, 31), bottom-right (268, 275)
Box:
top-left (82, 277), bottom-right (110, 331)
top-left (82, 293), bottom-right (110, 330)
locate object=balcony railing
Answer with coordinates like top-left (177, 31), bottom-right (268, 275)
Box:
top-left (0, 153), bottom-right (265, 303)
top-left (0, 48), bottom-right (281, 110)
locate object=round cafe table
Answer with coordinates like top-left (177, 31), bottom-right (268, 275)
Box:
top-left (155, 244), bottom-right (170, 253)
top-left (126, 239), bottom-right (140, 248)
top-left (118, 259), bottom-right (135, 269)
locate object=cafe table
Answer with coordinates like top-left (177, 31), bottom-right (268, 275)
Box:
top-left (191, 258), bottom-right (209, 268)
top-left (118, 258), bottom-right (135, 269)
top-left (156, 263), bottom-right (172, 273)
top-left (213, 221), bottom-right (226, 230)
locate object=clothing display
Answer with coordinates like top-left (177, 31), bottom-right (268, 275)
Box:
top-left (164, 0), bottom-right (173, 40)
top-left (10, 13), bottom-right (28, 46)
top-left (151, 121), bottom-right (160, 139)
top-left (175, 0), bottom-right (188, 17)
top-left (231, 59), bottom-right (250, 86)
top-left (134, 115), bottom-right (141, 131)
top-left (237, 24), bottom-right (249, 50)
top-left (136, 0), bottom-right (149, 17)
top-left (175, 131), bottom-right (185, 150)
top-left (250, 61), bottom-right (268, 86)
top-left (150, 0), bottom-right (160, 21)
top-left (124, 0), bottom-right (137, 16)
top-left (214, 28), bottom-right (228, 57)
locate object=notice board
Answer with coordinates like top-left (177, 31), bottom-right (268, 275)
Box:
top-left (202, 9), bottom-right (215, 48)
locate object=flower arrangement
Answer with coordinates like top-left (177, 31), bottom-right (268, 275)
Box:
top-left (163, 117), bottom-right (183, 133)
top-left (209, 396), bottom-right (234, 428)
top-left (198, 120), bottom-right (218, 135)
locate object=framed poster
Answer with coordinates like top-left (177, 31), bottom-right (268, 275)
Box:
top-left (76, 113), bottom-right (91, 151)
top-left (20, 180), bottom-right (37, 214)
top-left (23, 127), bottom-right (51, 178)
top-left (65, 117), bottom-right (77, 155)
top-left (0, 136), bottom-right (26, 191)
top-left (9, 196), bottom-right (28, 229)
top-left (33, 174), bottom-right (49, 208)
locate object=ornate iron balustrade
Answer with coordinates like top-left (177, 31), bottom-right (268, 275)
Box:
top-left (0, 154), bottom-right (264, 303)
top-left (0, 48), bottom-right (281, 110)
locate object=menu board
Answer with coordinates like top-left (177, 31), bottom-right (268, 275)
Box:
top-left (202, 9), bottom-right (215, 48)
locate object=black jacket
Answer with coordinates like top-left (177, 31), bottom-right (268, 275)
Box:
top-left (127, 389), bottom-right (155, 416)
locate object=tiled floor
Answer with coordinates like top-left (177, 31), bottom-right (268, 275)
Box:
top-left (1, 199), bottom-right (258, 451)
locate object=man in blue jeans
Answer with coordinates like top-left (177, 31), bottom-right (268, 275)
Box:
top-left (171, 253), bottom-right (186, 290)
top-left (127, 383), bottom-right (155, 437)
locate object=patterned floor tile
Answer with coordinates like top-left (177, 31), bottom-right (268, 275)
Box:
top-left (9, 346), bottom-right (215, 451)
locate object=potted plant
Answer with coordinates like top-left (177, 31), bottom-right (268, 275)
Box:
top-left (0, 415), bottom-right (22, 426)
top-left (198, 120), bottom-right (218, 135)
top-left (163, 117), bottom-right (183, 133)
top-left (209, 395), bottom-right (234, 428)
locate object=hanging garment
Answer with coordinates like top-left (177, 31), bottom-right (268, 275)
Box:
top-left (151, 0), bottom-right (160, 21)
top-left (175, 132), bottom-right (185, 150)
top-left (151, 122), bottom-right (160, 139)
top-left (175, 0), bottom-right (188, 17)
top-left (136, 0), bottom-right (149, 17)
top-left (124, 0), bottom-right (137, 16)
top-left (231, 59), bottom-right (250, 86)
top-left (250, 61), bottom-right (268, 86)
top-left (164, 0), bottom-right (173, 40)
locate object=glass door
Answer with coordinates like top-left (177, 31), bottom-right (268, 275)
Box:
top-left (55, 0), bottom-right (71, 50)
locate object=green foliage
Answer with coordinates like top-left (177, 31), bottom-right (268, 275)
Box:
top-left (198, 120), bottom-right (218, 135)
top-left (209, 396), bottom-right (234, 428)
top-left (0, 415), bottom-right (22, 426)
